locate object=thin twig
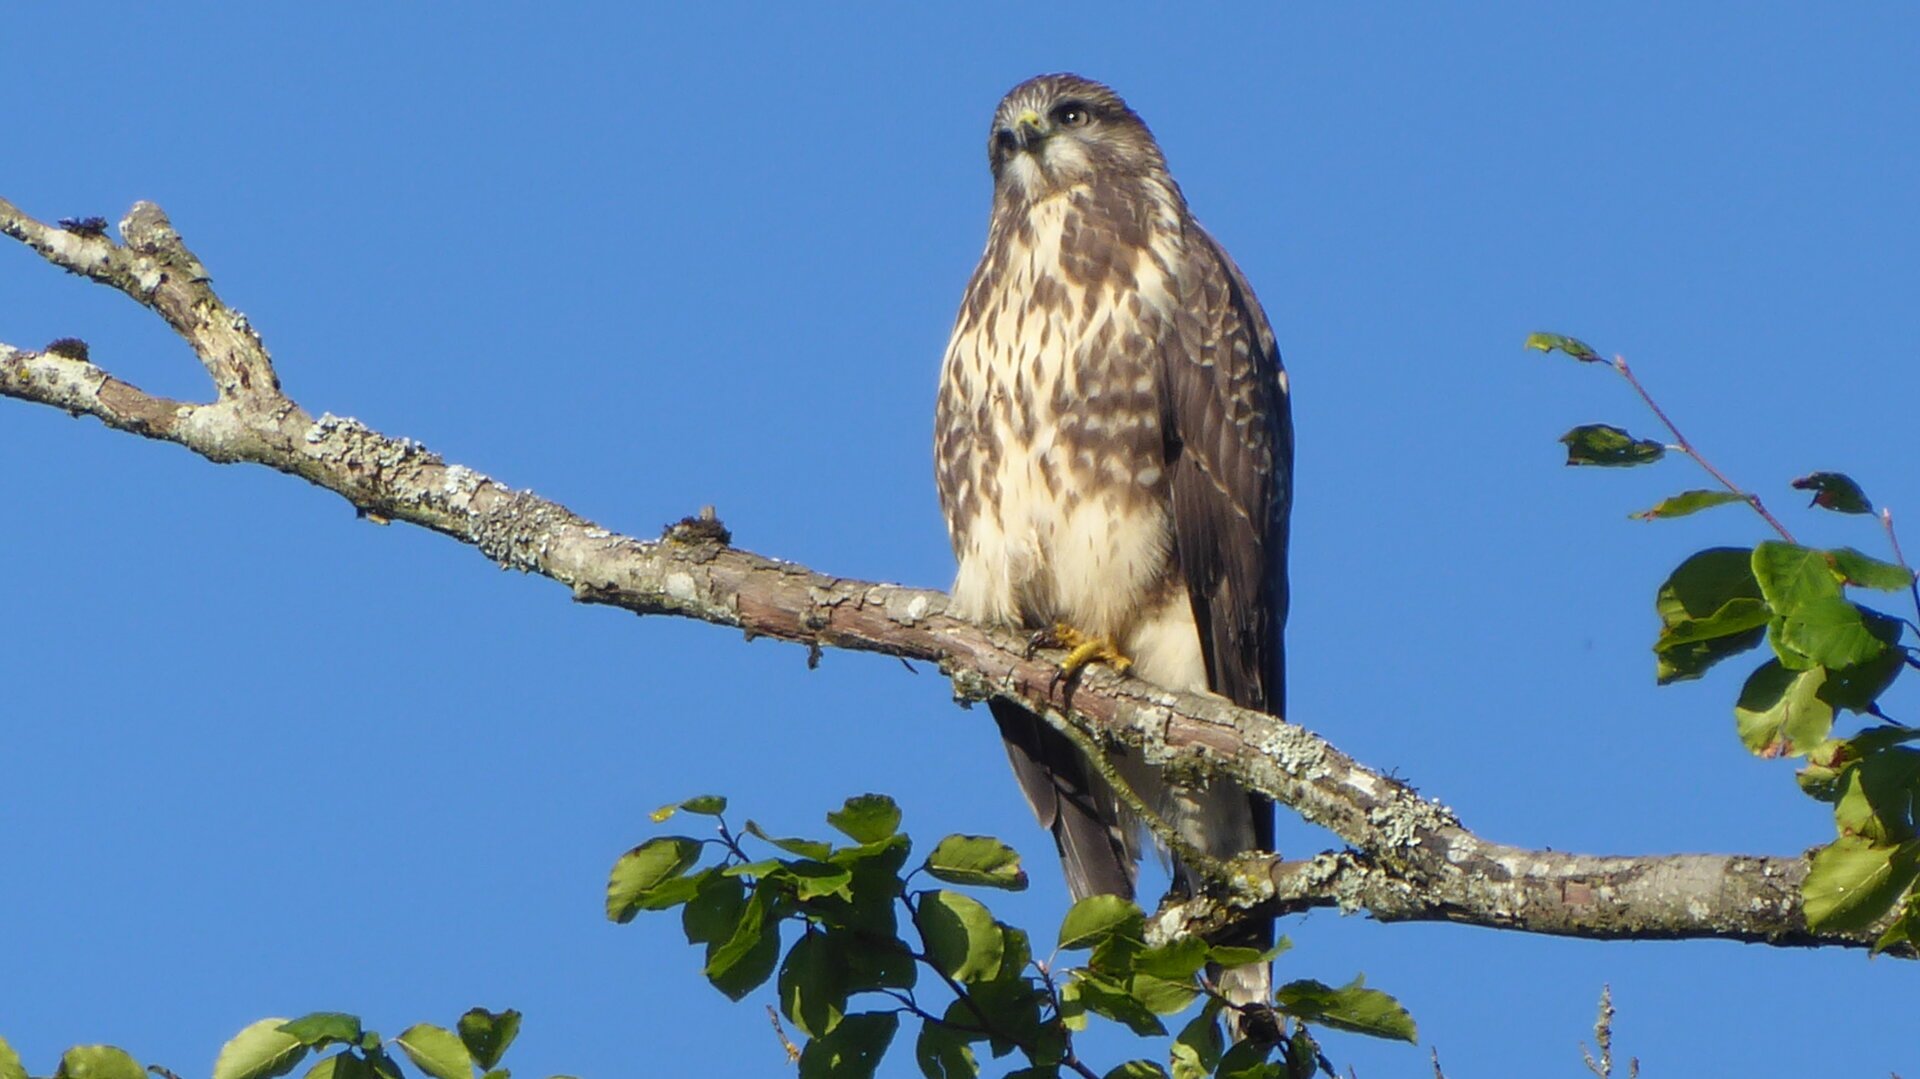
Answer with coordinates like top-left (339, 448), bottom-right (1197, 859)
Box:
top-left (1611, 354), bottom-right (1795, 543)
top-left (1880, 509), bottom-right (1920, 629)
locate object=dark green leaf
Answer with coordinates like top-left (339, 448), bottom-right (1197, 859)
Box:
top-left (798, 1012), bottom-right (898, 1079)
top-left (1274, 977), bottom-right (1418, 1043)
top-left (1653, 548), bottom-right (1769, 683)
top-left (1819, 647), bottom-right (1905, 713)
top-left (1834, 748), bottom-right (1920, 844)
top-left (53, 1046), bottom-right (145, 1079)
top-left (1733, 661), bottom-right (1833, 758)
top-left (682, 872), bottom-right (748, 946)
top-left (1213, 1037), bottom-right (1277, 1079)
top-left (1828, 547), bottom-right (1915, 592)
top-left (706, 883), bottom-right (783, 1001)
top-left (827, 795), bottom-right (902, 844)
top-left (1168, 1004), bottom-right (1224, 1079)
top-left (1103, 1063), bottom-right (1168, 1079)
top-left (455, 1010), bottom-right (519, 1072)
top-left (364, 1049), bottom-right (406, 1079)
top-left (1283, 1025), bottom-right (1321, 1079)
top-left (392, 1024), bottom-right (472, 1079)
top-left (1791, 472), bottom-right (1872, 514)
top-left (914, 1022), bottom-right (978, 1079)
top-left (830, 928), bottom-right (918, 993)
top-left (277, 1014), bottom-right (363, 1050)
top-left (779, 931), bottom-right (846, 1038)
top-left (745, 821), bottom-right (833, 861)
top-left (606, 836), bottom-right (703, 923)
top-left (1068, 971), bottom-right (1165, 1036)
top-left (1559, 423), bottom-right (1665, 467)
top-left (1629, 489), bottom-right (1747, 521)
top-left (300, 1052), bottom-right (372, 1079)
top-left (777, 860), bottom-right (857, 902)
top-left (925, 835), bottom-right (1028, 890)
top-left (1057, 894), bottom-right (1144, 950)
top-left (678, 794), bottom-right (728, 816)
top-left (812, 835), bottom-right (910, 936)
top-left (916, 890), bottom-right (1005, 983)
top-left (1872, 891), bottom-right (1920, 956)
top-left (1802, 835), bottom-right (1920, 931)
top-left (213, 1020), bottom-right (309, 1079)
top-left (1523, 332), bottom-right (1603, 362)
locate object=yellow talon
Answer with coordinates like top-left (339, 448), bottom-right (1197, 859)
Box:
top-left (1050, 622), bottom-right (1133, 676)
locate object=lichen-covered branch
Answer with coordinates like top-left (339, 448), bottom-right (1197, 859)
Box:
top-left (0, 197), bottom-right (1899, 955)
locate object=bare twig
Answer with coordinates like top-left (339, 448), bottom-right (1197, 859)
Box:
top-left (1880, 509), bottom-right (1920, 628)
top-left (1, 197), bottom-right (1909, 957)
top-left (1611, 353), bottom-right (1795, 542)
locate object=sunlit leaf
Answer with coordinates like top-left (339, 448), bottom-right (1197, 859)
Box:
top-left (1733, 661), bottom-right (1833, 758)
top-left (606, 836), bottom-right (703, 922)
top-left (54, 1046), bottom-right (145, 1079)
top-left (1802, 835), bottom-right (1920, 931)
top-left (1274, 976), bottom-right (1418, 1043)
top-left (1523, 332), bottom-right (1603, 363)
top-left (1168, 1004), bottom-right (1225, 1079)
top-left (0, 1036), bottom-right (25, 1079)
top-left (1559, 423), bottom-right (1665, 467)
top-left (916, 890), bottom-right (1004, 983)
top-left (1069, 971), bottom-right (1165, 1036)
top-left (1102, 1062), bottom-right (1168, 1079)
top-left (827, 795), bottom-right (903, 844)
top-left (1057, 894), bottom-right (1144, 950)
top-left (745, 821), bottom-right (833, 861)
top-left (1791, 472), bottom-right (1872, 514)
top-left (392, 1024), bottom-right (472, 1079)
top-left (1629, 489), bottom-right (1747, 521)
top-left (925, 835), bottom-right (1028, 890)
top-left (706, 883), bottom-right (782, 1001)
top-left (1827, 548), bottom-right (1916, 592)
top-left (213, 1019), bottom-right (309, 1079)
top-left (1834, 748), bottom-right (1920, 845)
top-left (678, 794), bottom-right (728, 816)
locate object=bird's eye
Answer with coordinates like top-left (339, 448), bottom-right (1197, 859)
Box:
top-left (1053, 103), bottom-right (1091, 128)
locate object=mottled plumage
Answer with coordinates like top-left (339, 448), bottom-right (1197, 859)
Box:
top-left (934, 74), bottom-right (1291, 1018)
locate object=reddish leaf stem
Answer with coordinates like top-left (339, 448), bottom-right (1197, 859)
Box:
top-left (1880, 508), bottom-right (1920, 629)
top-left (1611, 355), bottom-right (1796, 543)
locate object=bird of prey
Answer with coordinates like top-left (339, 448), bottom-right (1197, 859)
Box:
top-left (934, 74), bottom-right (1291, 1023)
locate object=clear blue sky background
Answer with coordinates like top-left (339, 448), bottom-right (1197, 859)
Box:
top-left (4, 5), bottom-right (1916, 1076)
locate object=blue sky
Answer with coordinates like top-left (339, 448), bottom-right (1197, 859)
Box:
top-left (4, 5), bottom-right (1916, 1076)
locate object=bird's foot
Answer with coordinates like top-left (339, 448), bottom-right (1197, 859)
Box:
top-left (1033, 622), bottom-right (1132, 677)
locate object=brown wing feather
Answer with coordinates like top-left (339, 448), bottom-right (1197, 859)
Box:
top-left (1162, 218), bottom-right (1291, 870)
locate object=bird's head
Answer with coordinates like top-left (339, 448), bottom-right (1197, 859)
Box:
top-left (987, 74), bottom-right (1168, 203)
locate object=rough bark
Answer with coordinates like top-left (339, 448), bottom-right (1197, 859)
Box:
top-left (0, 196), bottom-right (1899, 955)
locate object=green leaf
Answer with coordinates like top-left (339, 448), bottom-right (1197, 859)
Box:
top-left (779, 931), bottom-right (846, 1038)
top-left (1213, 1037), bottom-right (1276, 1079)
top-left (925, 835), bottom-right (1029, 890)
top-left (914, 1022), bottom-right (979, 1079)
top-left (1559, 423), bottom-right (1665, 467)
top-left (303, 1055), bottom-right (373, 1079)
top-left (828, 928), bottom-right (917, 993)
top-left (705, 883), bottom-right (783, 1000)
top-left (1777, 597), bottom-right (1892, 670)
top-left (1104, 1063), bottom-right (1168, 1079)
top-left (1872, 891), bottom-right (1920, 956)
top-left (1274, 976), bottom-right (1418, 1043)
top-left (0, 1036), bottom-right (25, 1079)
top-left (1819, 647), bottom-right (1904, 713)
top-left (682, 871), bottom-right (748, 945)
top-left (744, 820), bottom-right (834, 861)
top-left (1132, 935), bottom-right (1210, 981)
top-left (827, 795), bottom-right (902, 844)
top-left (1127, 973), bottom-right (1200, 1015)
top-left (798, 1012), bottom-right (898, 1079)
top-left (1653, 548), bottom-right (1769, 683)
top-left (1629, 489), bottom-right (1747, 521)
top-left (1802, 835), bottom-right (1920, 931)
top-left (363, 1049), bottom-right (405, 1079)
top-left (1057, 894), bottom-right (1145, 950)
top-left (916, 889), bottom-right (1005, 983)
top-left (1791, 472), bottom-right (1872, 514)
top-left (1523, 331), bottom-right (1603, 363)
top-left (1207, 936), bottom-right (1291, 968)
top-left (1283, 1025), bottom-right (1321, 1079)
top-left (1752, 542), bottom-right (1841, 614)
top-left (53, 1046), bottom-right (145, 1079)
top-left (1168, 1004), bottom-right (1224, 1079)
top-left (606, 836), bottom-right (703, 923)
top-left (678, 794), bottom-right (729, 816)
top-left (1827, 547), bottom-right (1916, 592)
top-left (1734, 661), bottom-right (1834, 758)
top-left (214, 1019), bottom-right (310, 1079)
top-left (278, 1014), bottom-right (364, 1050)
top-left (774, 859), bottom-right (857, 901)
top-left (1068, 971), bottom-right (1166, 1036)
top-left (1835, 748), bottom-right (1920, 844)
top-left (393, 1025), bottom-right (473, 1079)
top-left (455, 1010), bottom-right (520, 1072)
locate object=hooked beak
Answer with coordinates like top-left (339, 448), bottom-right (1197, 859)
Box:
top-left (1011, 108), bottom-right (1046, 151)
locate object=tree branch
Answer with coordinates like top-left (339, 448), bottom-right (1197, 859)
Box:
top-left (1, 197), bottom-right (1901, 956)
